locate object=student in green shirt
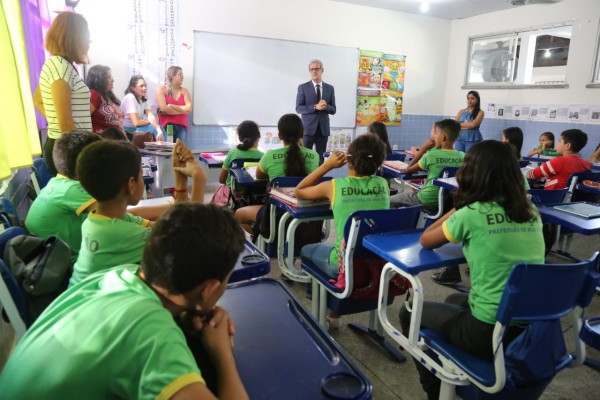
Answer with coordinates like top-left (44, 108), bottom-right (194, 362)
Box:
top-left (26, 131), bottom-right (101, 263)
top-left (0, 204), bottom-right (249, 400)
top-left (235, 113), bottom-right (319, 233)
top-left (399, 141), bottom-right (544, 400)
top-left (218, 120), bottom-right (264, 190)
top-left (501, 126), bottom-right (524, 160)
top-left (71, 139), bottom-right (206, 286)
top-left (527, 131), bottom-right (559, 158)
top-left (390, 119), bottom-right (464, 210)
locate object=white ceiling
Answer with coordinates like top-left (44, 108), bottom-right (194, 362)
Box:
top-left (331, 0), bottom-right (563, 20)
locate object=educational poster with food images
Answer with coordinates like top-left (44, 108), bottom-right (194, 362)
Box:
top-left (326, 129), bottom-right (353, 152)
top-left (356, 50), bottom-right (406, 125)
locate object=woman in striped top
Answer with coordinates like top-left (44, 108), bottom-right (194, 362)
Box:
top-left (33, 12), bottom-right (93, 176)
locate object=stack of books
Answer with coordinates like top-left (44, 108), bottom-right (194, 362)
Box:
top-left (383, 160), bottom-right (409, 171)
top-left (145, 141), bottom-right (175, 151)
top-left (270, 187), bottom-right (330, 208)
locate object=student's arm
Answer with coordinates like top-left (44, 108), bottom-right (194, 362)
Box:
top-left (33, 86), bottom-right (45, 116)
top-left (255, 165), bottom-right (269, 180)
top-left (420, 208), bottom-right (456, 249)
top-left (589, 146), bottom-right (600, 163)
top-left (403, 161), bottom-right (423, 175)
top-left (408, 138), bottom-right (435, 167)
top-left (219, 168), bottom-right (228, 184)
top-left (527, 147), bottom-right (542, 157)
top-left (295, 151), bottom-right (345, 200)
top-left (170, 310), bottom-right (248, 400)
top-left (459, 110), bottom-right (484, 130)
top-left (526, 158), bottom-right (560, 181)
top-left (172, 140), bottom-right (207, 203)
top-left (51, 79), bottom-right (77, 132)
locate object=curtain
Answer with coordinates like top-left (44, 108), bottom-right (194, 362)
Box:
top-left (0, 0), bottom-right (42, 180)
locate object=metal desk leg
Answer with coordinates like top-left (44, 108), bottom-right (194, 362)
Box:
top-left (277, 213), bottom-right (310, 282)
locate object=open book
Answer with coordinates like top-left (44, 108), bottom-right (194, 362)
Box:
top-left (270, 187), bottom-right (330, 208)
top-left (383, 160), bottom-right (409, 171)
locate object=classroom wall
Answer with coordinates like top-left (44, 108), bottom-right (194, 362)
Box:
top-left (77, 0), bottom-right (451, 150)
top-left (443, 0), bottom-right (600, 157)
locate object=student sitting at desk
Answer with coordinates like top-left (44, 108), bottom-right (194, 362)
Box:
top-left (526, 129), bottom-right (591, 190)
top-left (213, 120), bottom-right (264, 206)
top-left (235, 113), bottom-right (319, 234)
top-left (368, 121), bottom-right (392, 155)
top-left (528, 131), bottom-right (559, 158)
top-left (0, 204), bottom-right (249, 400)
top-left (400, 141), bottom-right (544, 400)
top-left (70, 139), bottom-right (206, 286)
top-left (390, 119), bottom-right (464, 210)
top-left (501, 127), bottom-right (523, 160)
top-left (295, 134), bottom-right (389, 282)
top-left (26, 131), bottom-right (101, 263)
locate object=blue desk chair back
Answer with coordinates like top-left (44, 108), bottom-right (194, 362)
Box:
top-left (229, 158), bottom-right (265, 210)
top-left (419, 252), bottom-right (600, 400)
top-left (302, 206), bottom-right (422, 363)
top-left (418, 166), bottom-right (459, 228)
top-left (0, 227), bottom-right (30, 342)
top-left (30, 158), bottom-right (52, 196)
top-left (527, 188), bottom-right (567, 205)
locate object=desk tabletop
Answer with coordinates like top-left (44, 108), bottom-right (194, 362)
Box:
top-left (382, 165), bottom-right (428, 180)
top-left (269, 196), bottom-right (333, 219)
top-left (220, 278), bottom-right (372, 399)
top-left (229, 167), bottom-right (268, 186)
top-left (433, 177), bottom-right (458, 191)
top-left (230, 240), bottom-right (270, 283)
top-left (537, 202), bottom-right (600, 235)
top-left (522, 155), bottom-right (555, 164)
top-left (363, 230), bottom-right (465, 275)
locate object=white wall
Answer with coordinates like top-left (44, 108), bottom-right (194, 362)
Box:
top-left (443, 0), bottom-right (600, 116)
top-left (78, 0), bottom-right (451, 116)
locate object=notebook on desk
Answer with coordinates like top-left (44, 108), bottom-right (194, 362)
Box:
top-left (554, 203), bottom-right (600, 219)
top-left (383, 160), bottom-right (409, 171)
top-left (270, 187), bottom-right (330, 208)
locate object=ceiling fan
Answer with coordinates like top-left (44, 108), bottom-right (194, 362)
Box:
top-left (510, 0), bottom-right (563, 5)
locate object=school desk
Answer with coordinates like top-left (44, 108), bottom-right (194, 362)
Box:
top-left (198, 152), bottom-right (226, 169)
top-left (268, 196), bottom-right (333, 282)
top-left (522, 155), bottom-right (555, 164)
top-left (362, 230), bottom-right (466, 357)
top-left (537, 202), bottom-right (600, 236)
top-left (575, 182), bottom-right (600, 196)
top-left (219, 278), bottom-right (373, 399)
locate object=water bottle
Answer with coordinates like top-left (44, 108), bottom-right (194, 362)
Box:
top-left (166, 124), bottom-right (174, 143)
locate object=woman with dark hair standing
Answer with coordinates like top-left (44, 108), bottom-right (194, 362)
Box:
top-left (120, 75), bottom-right (162, 141)
top-left (86, 65), bottom-right (125, 136)
top-left (33, 12), bottom-right (93, 175)
top-left (454, 90), bottom-right (484, 153)
top-left (156, 66), bottom-right (192, 143)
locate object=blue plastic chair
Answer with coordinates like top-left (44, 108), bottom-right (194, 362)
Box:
top-left (30, 158), bottom-right (52, 196)
top-left (416, 253), bottom-right (600, 399)
top-left (302, 206), bottom-right (422, 362)
top-left (228, 158), bottom-right (265, 210)
top-left (416, 166), bottom-right (459, 228)
top-left (565, 171), bottom-right (600, 202)
top-left (527, 188), bottom-right (567, 205)
top-left (0, 227), bottom-right (30, 341)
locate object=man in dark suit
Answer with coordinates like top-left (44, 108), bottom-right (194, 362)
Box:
top-left (295, 59), bottom-right (336, 163)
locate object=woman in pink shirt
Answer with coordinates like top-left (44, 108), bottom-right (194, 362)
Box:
top-left (156, 66), bottom-right (192, 142)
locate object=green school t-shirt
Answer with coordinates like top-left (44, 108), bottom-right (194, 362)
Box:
top-left (70, 211), bottom-right (151, 286)
top-left (330, 176), bottom-right (390, 266)
top-left (442, 202), bottom-right (544, 324)
top-left (258, 145), bottom-right (319, 180)
top-left (417, 148), bottom-right (464, 207)
top-left (222, 147), bottom-right (264, 188)
top-left (0, 265), bottom-right (204, 400)
top-left (25, 175), bottom-right (96, 263)
top-left (533, 146), bottom-right (559, 157)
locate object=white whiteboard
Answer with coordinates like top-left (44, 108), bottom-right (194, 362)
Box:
top-left (193, 31), bottom-right (359, 127)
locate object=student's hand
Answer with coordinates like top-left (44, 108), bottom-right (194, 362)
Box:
top-left (589, 155), bottom-right (598, 163)
top-left (410, 146), bottom-right (420, 153)
top-left (172, 140), bottom-right (194, 168)
top-left (156, 126), bottom-right (164, 142)
top-left (174, 159), bottom-right (205, 180)
top-left (324, 150), bottom-right (347, 169)
top-left (422, 139), bottom-right (435, 151)
top-left (201, 309), bottom-right (235, 355)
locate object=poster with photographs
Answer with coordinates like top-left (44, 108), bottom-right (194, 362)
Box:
top-left (258, 126), bottom-right (282, 152)
top-left (356, 50), bottom-right (406, 126)
top-left (326, 129), bottom-right (353, 152)
top-left (591, 107), bottom-right (600, 121)
top-left (568, 105), bottom-right (591, 121)
top-left (487, 101), bottom-right (599, 122)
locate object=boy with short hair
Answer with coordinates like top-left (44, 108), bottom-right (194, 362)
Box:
top-left (526, 129), bottom-right (591, 190)
top-left (0, 204), bottom-right (249, 400)
top-left (390, 119), bottom-right (464, 210)
top-left (70, 139), bottom-right (205, 286)
top-left (25, 130), bottom-right (101, 263)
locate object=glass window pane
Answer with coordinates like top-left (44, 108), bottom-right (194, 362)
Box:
top-left (467, 35), bottom-right (517, 83)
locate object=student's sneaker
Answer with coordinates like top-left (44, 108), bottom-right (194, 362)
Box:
top-left (432, 267), bottom-right (462, 285)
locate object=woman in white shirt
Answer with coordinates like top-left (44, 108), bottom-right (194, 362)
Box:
top-left (33, 12), bottom-right (93, 175)
top-left (120, 76), bottom-right (163, 141)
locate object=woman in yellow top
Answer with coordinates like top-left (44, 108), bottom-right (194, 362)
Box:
top-left (33, 12), bottom-right (93, 175)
